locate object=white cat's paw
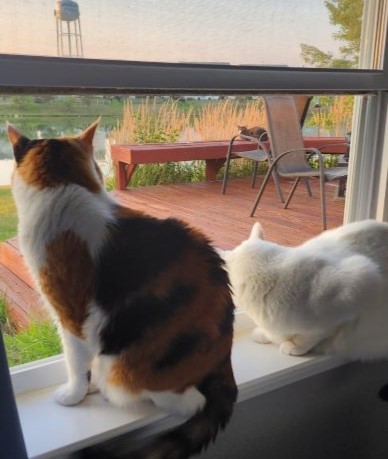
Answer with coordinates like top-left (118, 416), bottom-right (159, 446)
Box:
top-left (252, 327), bottom-right (271, 344)
top-left (279, 340), bottom-right (307, 356)
top-left (54, 383), bottom-right (88, 406)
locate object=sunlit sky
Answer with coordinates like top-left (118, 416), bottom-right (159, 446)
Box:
top-left (0, 0), bottom-right (341, 66)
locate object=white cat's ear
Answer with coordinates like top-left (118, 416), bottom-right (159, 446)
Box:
top-left (77, 118), bottom-right (100, 150)
top-left (249, 222), bottom-right (264, 240)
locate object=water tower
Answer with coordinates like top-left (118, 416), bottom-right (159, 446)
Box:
top-left (54, 0), bottom-right (84, 58)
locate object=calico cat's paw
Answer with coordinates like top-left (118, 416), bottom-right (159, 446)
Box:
top-left (54, 383), bottom-right (88, 406)
top-left (87, 381), bottom-right (100, 394)
top-left (252, 327), bottom-right (271, 344)
top-left (149, 386), bottom-right (206, 418)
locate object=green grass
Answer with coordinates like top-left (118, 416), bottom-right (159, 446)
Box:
top-left (0, 187), bottom-right (17, 242)
top-left (0, 294), bottom-right (9, 329)
top-left (3, 322), bottom-right (62, 367)
top-left (0, 296), bottom-right (62, 367)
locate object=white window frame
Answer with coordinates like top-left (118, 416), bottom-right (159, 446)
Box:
top-left (1, 1), bottom-right (388, 457)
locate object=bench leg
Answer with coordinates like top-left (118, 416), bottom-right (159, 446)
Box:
top-left (115, 161), bottom-right (137, 190)
top-left (205, 158), bottom-right (225, 181)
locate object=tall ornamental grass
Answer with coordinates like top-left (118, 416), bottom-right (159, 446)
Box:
top-left (308, 95), bottom-right (353, 136)
top-left (109, 97), bottom-right (192, 144)
top-left (108, 97), bottom-right (267, 187)
top-left (192, 98), bottom-right (266, 141)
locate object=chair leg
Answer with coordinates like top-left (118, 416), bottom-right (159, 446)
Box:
top-left (284, 177), bottom-right (301, 209)
top-left (250, 164), bottom-right (274, 217)
top-left (304, 178), bottom-right (312, 196)
top-left (221, 155), bottom-right (232, 194)
top-left (320, 175), bottom-right (327, 230)
top-left (272, 170), bottom-right (285, 203)
top-left (251, 162), bottom-right (259, 188)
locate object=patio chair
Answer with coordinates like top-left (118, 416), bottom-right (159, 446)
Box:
top-left (250, 95), bottom-right (349, 230)
top-left (221, 130), bottom-right (285, 200)
top-left (221, 95), bottom-right (313, 203)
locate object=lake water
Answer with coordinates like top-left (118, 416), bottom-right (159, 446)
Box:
top-left (0, 126), bottom-right (112, 186)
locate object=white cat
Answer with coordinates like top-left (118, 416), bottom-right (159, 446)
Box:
top-left (220, 220), bottom-right (388, 361)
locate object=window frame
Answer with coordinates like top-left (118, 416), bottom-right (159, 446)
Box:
top-left (0, 53), bottom-right (387, 95)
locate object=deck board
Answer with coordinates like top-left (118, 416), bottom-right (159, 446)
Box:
top-left (112, 176), bottom-right (345, 249)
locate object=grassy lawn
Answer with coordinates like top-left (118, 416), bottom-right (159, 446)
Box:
top-left (0, 295), bottom-right (61, 366)
top-left (0, 186), bottom-right (17, 242)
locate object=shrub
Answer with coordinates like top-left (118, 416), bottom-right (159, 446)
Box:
top-left (309, 153), bottom-right (339, 169)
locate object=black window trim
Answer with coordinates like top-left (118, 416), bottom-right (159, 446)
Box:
top-left (0, 53), bottom-right (387, 95)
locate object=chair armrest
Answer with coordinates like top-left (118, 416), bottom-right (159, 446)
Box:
top-left (274, 147), bottom-right (326, 170)
top-left (226, 135), bottom-right (243, 158)
top-left (238, 134), bottom-right (261, 149)
top-left (227, 134), bottom-right (272, 162)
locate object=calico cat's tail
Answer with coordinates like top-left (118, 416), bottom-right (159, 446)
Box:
top-left (82, 358), bottom-right (237, 459)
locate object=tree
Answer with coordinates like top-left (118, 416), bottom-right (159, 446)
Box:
top-left (300, 0), bottom-right (364, 68)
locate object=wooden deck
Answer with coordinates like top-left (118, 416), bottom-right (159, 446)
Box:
top-left (0, 176), bottom-right (345, 326)
top-left (112, 176), bottom-right (345, 249)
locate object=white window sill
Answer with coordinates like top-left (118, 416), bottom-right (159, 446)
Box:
top-left (11, 314), bottom-right (344, 459)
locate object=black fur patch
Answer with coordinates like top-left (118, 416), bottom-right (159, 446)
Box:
top-left (218, 300), bottom-right (235, 336)
top-left (193, 242), bottom-right (230, 287)
top-left (99, 283), bottom-right (197, 354)
top-left (210, 263), bottom-right (230, 286)
top-left (13, 137), bottom-right (39, 165)
top-left (161, 430), bottom-right (192, 456)
top-left (96, 216), bottom-right (192, 307)
top-left (154, 331), bottom-right (204, 371)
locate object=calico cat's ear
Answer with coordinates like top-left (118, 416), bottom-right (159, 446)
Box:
top-left (7, 123), bottom-right (30, 164)
top-left (249, 222), bottom-right (264, 240)
top-left (77, 118), bottom-right (100, 151)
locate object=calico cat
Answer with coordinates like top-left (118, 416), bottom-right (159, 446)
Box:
top-left (237, 125), bottom-right (268, 141)
top-left (7, 121), bottom-right (237, 459)
top-left (220, 220), bottom-right (388, 361)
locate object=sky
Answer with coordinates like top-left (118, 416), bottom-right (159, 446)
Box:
top-left (0, 0), bottom-right (342, 66)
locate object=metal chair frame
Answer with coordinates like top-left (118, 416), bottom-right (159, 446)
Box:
top-left (250, 95), bottom-right (349, 230)
top-left (221, 132), bottom-right (285, 203)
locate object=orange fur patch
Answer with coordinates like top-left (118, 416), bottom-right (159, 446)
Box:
top-left (18, 139), bottom-right (101, 192)
top-left (108, 247), bottom-right (233, 393)
top-left (39, 230), bottom-right (95, 337)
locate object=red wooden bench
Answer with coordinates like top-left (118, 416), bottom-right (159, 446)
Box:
top-left (110, 137), bottom-right (348, 190)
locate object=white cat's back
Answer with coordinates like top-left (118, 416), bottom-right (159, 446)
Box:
top-left (302, 220), bottom-right (388, 264)
top-left (310, 220), bottom-right (388, 359)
